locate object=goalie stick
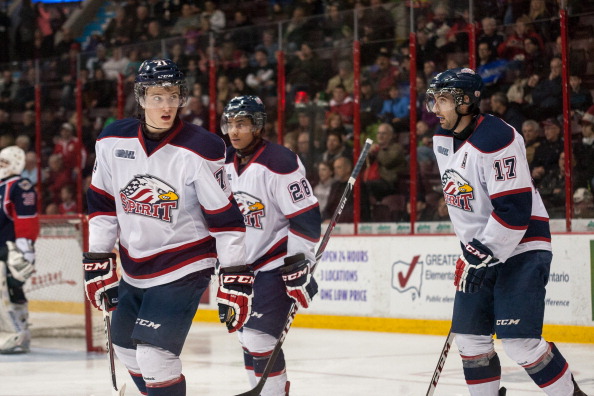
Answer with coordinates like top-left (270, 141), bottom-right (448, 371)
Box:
top-left (233, 138), bottom-right (373, 396)
top-left (102, 293), bottom-right (126, 396)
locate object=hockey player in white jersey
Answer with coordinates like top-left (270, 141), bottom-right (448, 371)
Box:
top-left (220, 96), bottom-right (321, 395)
top-left (83, 59), bottom-right (249, 396)
top-left (0, 146), bottom-right (38, 354)
top-left (426, 67), bottom-right (587, 395)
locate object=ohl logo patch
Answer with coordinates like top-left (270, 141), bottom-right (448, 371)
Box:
top-left (234, 191), bottom-right (265, 229)
top-left (120, 175), bottom-right (179, 222)
top-left (441, 169), bottom-right (474, 212)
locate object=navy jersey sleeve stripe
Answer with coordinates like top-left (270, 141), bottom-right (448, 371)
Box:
top-left (490, 189), bottom-right (532, 229)
top-left (288, 206), bottom-right (322, 241)
top-left (87, 184), bottom-right (116, 216)
top-left (490, 187), bottom-right (532, 200)
top-left (520, 216), bottom-right (552, 243)
top-left (202, 204), bottom-right (246, 232)
top-left (286, 202), bottom-right (320, 218)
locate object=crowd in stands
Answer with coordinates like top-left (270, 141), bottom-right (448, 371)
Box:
top-left (1, 0), bottom-right (594, 223)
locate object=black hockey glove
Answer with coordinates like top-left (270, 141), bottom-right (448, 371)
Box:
top-left (281, 253), bottom-right (318, 309)
top-left (83, 252), bottom-right (119, 311)
top-left (216, 265), bottom-right (254, 333)
top-left (454, 239), bottom-right (497, 293)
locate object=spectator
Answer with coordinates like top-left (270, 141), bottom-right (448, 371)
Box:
top-left (539, 152), bottom-right (586, 218)
top-left (0, 70), bottom-right (18, 112)
top-left (288, 42), bottom-right (328, 100)
top-left (497, 15), bottom-right (543, 61)
top-left (575, 106), bottom-right (594, 189)
top-left (246, 49), bottom-right (276, 98)
top-left (144, 19), bottom-right (166, 42)
top-left (130, 4), bottom-right (152, 42)
top-left (378, 84), bottom-right (410, 132)
top-left (506, 73), bottom-right (539, 118)
top-left (321, 130), bottom-right (350, 164)
top-left (424, 2), bottom-right (452, 55)
top-left (254, 29), bottom-right (279, 65)
top-left (102, 47), bottom-right (129, 80)
top-left (170, 3), bottom-right (200, 36)
top-left (54, 27), bottom-right (76, 57)
top-left (489, 91), bottom-right (526, 132)
top-left (365, 123), bottom-right (406, 202)
top-left (573, 187), bottom-right (594, 219)
top-left (360, 79), bottom-right (384, 129)
top-left (180, 96), bottom-right (208, 128)
top-left (324, 112), bottom-right (348, 140)
top-left (477, 17), bottom-right (505, 53)
top-left (402, 199), bottom-right (433, 222)
top-left (569, 75), bottom-right (593, 113)
top-left (313, 161), bottom-right (334, 215)
top-left (296, 130), bottom-right (321, 184)
top-left (15, 0), bottom-right (36, 61)
top-left (531, 118), bottom-right (564, 185)
top-left (324, 155), bottom-right (370, 222)
top-left (521, 119), bottom-right (542, 166)
top-left (13, 69), bottom-right (35, 111)
top-left (42, 153), bottom-right (72, 208)
top-left (359, 0), bottom-right (395, 50)
top-left (21, 151), bottom-right (38, 186)
top-left (168, 42), bottom-right (189, 72)
top-left (531, 57), bottom-right (563, 120)
top-left (284, 6), bottom-right (310, 52)
top-left (327, 84), bottom-right (354, 127)
top-left (104, 6), bottom-right (132, 46)
top-left (226, 9), bottom-right (257, 52)
top-left (201, 0), bottom-right (225, 33)
top-left (322, 1), bottom-right (352, 48)
top-left (326, 60), bottom-right (354, 95)
top-left (528, 0), bottom-right (556, 43)
top-left (14, 134), bottom-right (31, 153)
top-left (86, 44), bottom-right (109, 75)
top-left (367, 48), bottom-right (400, 99)
top-left (52, 122), bottom-right (87, 171)
top-left (57, 184), bottom-right (78, 214)
top-left (84, 68), bottom-right (116, 109)
top-left (520, 36), bottom-right (547, 78)
top-left (432, 196), bottom-right (450, 221)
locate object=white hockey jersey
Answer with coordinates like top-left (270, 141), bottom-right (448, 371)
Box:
top-left (88, 118), bottom-right (246, 288)
top-left (225, 140), bottom-right (321, 272)
top-left (433, 114), bottom-right (551, 262)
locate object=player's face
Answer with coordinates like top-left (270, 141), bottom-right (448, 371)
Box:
top-left (226, 116), bottom-right (257, 150)
top-left (143, 86), bottom-right (181, 133)
top-left (427, 92), bottom-right (457, 130)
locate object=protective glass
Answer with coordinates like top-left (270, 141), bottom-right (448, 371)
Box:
top-left (220, 114), bottom-right (256, 135)
top-left (425, 90), bottom-right (456, 114)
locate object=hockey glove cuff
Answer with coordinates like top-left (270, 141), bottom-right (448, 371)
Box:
top-left (216, 265), bottom-right (254, 333)
top-left (6, 241), bottom-right (35, 283)
top-left (83, 252), bottom-right (119, 311)
top-left (281, 253), bottom-right (318, 309)
top-left (454, 239), bottom-right (497, 293)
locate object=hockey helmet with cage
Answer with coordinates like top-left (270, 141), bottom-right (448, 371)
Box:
top-left (425, 68), bottom-right (484, 114)
top-left (221, 95), bottom-right (267, 135)
top-left (134, 59), bottom-right (189, 108)
top-left (0, 146), bottom-right (26, 180)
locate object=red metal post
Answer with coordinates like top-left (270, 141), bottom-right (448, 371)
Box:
top-left (468, 22), bottom-right (477, 69)
top-left (560, 8), bottom-right (572, 231)
top-left (409, 31), bottom-right (418, 234)
top-left (75, 78), bottom-right (83, 214)
top-left (353, 40), bottom-right (361, 232)
top-left (117, 74), bottom-right (124, 119)
top-left (34, 82), bottom-right (42, 214)
top-left (276, 50), bottom-right (285, 145)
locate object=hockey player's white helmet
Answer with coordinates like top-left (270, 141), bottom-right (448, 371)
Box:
top-left (0, 146), bottom-right (26, 179)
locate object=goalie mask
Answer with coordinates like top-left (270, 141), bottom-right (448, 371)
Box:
top-left (134, 59), bottom-right (189, 109)
top-left (0, 146), bottom-right (26, 180)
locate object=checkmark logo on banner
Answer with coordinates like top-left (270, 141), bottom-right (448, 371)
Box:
top-left (398, 255), bottom-right (419, 288)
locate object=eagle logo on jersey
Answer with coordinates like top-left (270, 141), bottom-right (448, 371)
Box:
top-left (234, 191), bottom-right (265, 229)
top-left (441, 169), bottom-right (474, 211)
top-left (119, 175), bottom-right (179, 222)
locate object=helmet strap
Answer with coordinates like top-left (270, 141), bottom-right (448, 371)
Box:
top-left (236, 129), bottom-right (263, 159)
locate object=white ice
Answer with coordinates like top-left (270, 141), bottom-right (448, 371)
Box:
top-left (0, 323), bottom-right (592, 395)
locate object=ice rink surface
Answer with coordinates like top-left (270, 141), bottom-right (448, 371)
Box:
top-left (0, 323), bottom-right (592, 396)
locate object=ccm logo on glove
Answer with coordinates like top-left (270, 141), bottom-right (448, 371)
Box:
top-left (221, 274), bottom-right (255, 284)
top-left (84, 262), bottom-right (110, 271)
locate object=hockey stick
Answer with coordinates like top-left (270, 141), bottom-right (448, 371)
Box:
top-left (426, 329), bottom-right (455, 396)
top-left (426, 330), bottom-right (507, 396)
top-left (234, 138), bottom-right (373, 396)
top-left (101, 293), bottom-right (126, 396)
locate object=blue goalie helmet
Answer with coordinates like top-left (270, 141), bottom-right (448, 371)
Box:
top-left (134, 59), bottom-right (189, 108)
top-left (426, 67), bottom-right (484, 113)
top-left (221, 95), bottom-right (267, 135)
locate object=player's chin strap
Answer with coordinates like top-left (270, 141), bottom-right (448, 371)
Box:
top-left (452, 112), bottom-right (479, 140)
top-left (236, 132), bottom-right (263, 159)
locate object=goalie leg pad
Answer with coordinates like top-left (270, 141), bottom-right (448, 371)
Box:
top-left (113, 345), bottom-right (147, 394)
top-left (136, 343), bottom-right (182, 385)
top-left (503, 339), bottom-right (573, 395)
top-left (0, 264), bottom-right (29, 354)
